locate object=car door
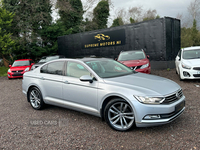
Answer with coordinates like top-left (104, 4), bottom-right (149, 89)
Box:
top-left (62, 61), bottom-right (98, 112)
top-left (39, 61), bottom-right (65, 101)
top-left (175, 50), bottom-right (182, 72)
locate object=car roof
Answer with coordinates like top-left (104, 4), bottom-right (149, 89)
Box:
top-left (80, 57), bottom-right (112, 62)
top-left (53, 57), bottom-right (113, 62)
top-left (15, 59), bottom-right (32, 61)
top-left (182, 46), bottom-right (200, 51)
top-left (41, 55), bottom-right (64, 59)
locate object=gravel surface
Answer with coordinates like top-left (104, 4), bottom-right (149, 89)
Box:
top-left (0, 69), bottom-right (200, 150)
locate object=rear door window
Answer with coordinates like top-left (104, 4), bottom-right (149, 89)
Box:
top-left (40, 61), bottom-right (65, 75)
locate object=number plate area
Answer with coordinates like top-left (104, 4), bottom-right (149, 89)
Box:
top-left (175, 101), bottom-right (185, 113)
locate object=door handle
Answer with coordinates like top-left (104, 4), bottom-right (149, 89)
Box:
top-left (64, 81), bottom-right (70, 84)
top-left (40, 77), bottom-right (45, 80)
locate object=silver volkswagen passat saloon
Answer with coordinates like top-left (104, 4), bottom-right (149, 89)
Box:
top-left (22, 58), bottom-right (185, 131)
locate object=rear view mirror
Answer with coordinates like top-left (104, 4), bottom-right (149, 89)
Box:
top-left (80, 75), bottom-right (93, 83)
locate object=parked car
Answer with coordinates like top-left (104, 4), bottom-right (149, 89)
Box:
top-left (116, 50), bottom-right (151, 74)
top-left (7, 59), bottom-right (34, 79)
top-left (31, 55), bottom-right (65, 70)
top-left (22, 58), bottom-right (185, 131)
top-left (175, 46), bottom-right (200, 80)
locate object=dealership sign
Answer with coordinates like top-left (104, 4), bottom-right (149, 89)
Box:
top-left (81, 29), bottom-right (126, 49)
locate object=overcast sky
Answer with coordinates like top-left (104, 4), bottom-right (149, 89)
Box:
top-left (53, 0), bottom-right (193, 26)
top-left (111, 0), bottom-right (191, 18)
top-left (79, 0), bottom-right (193, 27)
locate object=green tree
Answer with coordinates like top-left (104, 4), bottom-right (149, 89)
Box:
top-left (191, 19), bottom-right (199, 46)
top-left (0, 7), bottom-right (15, 66)
top-left (181, 19), bottom-right (200, 48)
top-left (130, 17), bottom-right (135, 24)
top-left (111, 17), bottom-right (124, 27)
top-left (142, 9), bottom-right (159, 21)
top-left (57, 0), bottom-right (83, 33)
top-left (93, 0), bottom-right (109, 29)
top-left (80, 18), bottom-right (98, 32)
top-left (32, 21), bottom-right (70, 60)
top-left (181, 27), bottom-right (193, 48)
top-left (3, 0), bottom-right (54, 60)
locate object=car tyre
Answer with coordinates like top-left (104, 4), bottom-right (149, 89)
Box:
top-left (104, 99), bottom-right (135, 131)
top-left (28, 87), bottom-right (45, 110)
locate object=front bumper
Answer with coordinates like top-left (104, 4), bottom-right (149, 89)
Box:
top-left (135, 67), bottom-right (151, 74)
top-left (180, 67), bottom-right (200, 79)
top-left (132, 96), bottom-right (185, 127)
top-left (7, 72), bottom-right (24, 78)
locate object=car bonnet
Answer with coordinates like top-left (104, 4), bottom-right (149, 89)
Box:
top-left (182, 59), bottom-right (200, 66)
top-left (103, 73), bottom-right (180, 97)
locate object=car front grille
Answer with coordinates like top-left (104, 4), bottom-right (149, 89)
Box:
top-left (12, 73), bottom-right (22, 76)
top-left (193, 67), bottom-right (200, 70)
top-left (162, 89), bottom-right (183, 104)
top-left (12, 70), bottom-right (23, 73)
top-left (130, 65), bottom-right (142, 70)
top-left (193, 74), bottom-right (200, 77)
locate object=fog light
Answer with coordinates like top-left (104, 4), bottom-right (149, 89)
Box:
top-left (144, 115), bottom-right (161, 119)
top-left (183, 71), bottom-right (190, 77)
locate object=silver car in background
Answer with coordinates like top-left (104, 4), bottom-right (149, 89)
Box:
top-left (22, 58), bottom-right (185, 131)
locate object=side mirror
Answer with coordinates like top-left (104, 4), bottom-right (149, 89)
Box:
top-left (31, 63), bottom-right (34, 66)
top-left (80, 75), bottom-right (93, 83)
top-left (177, 56), bottom-right (181, 61)
top-left (147, 55), bottom-right (150, 59)
top-left (115, 58), bottom-right (117, 61)
top-left (9, 65), bottom-right (11, 68)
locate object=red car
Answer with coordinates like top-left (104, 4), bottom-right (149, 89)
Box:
top-left (7, 59), bottom-right (34, 79)
top-left (117, 50), bottom-right (151, 74)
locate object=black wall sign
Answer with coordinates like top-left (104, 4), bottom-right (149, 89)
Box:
top-left (58, 17), bottom-right (180, 62)
top-left (81, 29), bottom-right (126, 49)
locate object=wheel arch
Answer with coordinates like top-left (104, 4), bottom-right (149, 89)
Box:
top-left (27, 85), bottom-right (42, 102)
top-left (100, 95), bottom-right (132, 121)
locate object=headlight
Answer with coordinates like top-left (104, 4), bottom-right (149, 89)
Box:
top-left (24, 67), bottom-right (30, 72)
top-left (134, 96), bottom-right (165, 104)
top-left (140, 63), bottom-right (149, 69)
top-left (8, 69), bottom-right (11, 73)
top-left (182, 63), bottom-right (191, 69)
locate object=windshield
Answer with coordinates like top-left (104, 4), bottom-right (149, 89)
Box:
top-left (183, 49), bottom-right (200, 59)
top-left (12, 60), bottom-right (30, 67)
top-left (85, 59), bottom-right (136, 78)
top-left (118, 51), bottom-right (146, 61)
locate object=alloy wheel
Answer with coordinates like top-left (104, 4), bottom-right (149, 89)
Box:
top-left (107, 101), bottom-right (134, 131)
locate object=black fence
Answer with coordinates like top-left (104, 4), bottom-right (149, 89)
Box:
top-left (58, 17), bottom-right (180, 63)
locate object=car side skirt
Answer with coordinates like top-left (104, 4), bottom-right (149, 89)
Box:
top-left (44, 97), bottom-right (100, 117)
